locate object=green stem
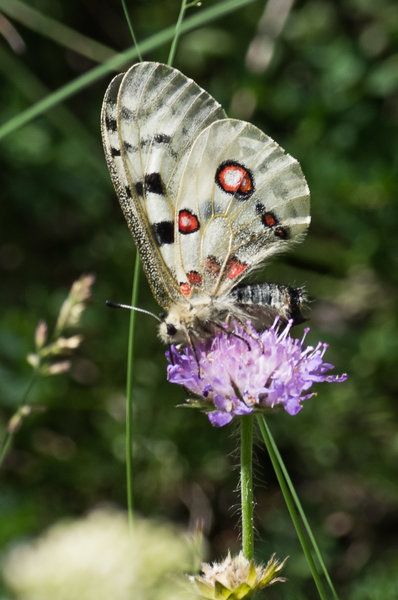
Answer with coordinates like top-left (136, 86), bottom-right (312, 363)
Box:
top-left (257, 415), bottom-right (333, 600)
top-left (168, 0), bottom-right (199, 66)
top-left (240, 414), bottom-right (254, 560)
top-left (0, 374), bottom-right (37, 468)
top-left (167, 0), bottom-right (188, 66)
top-left (0, 432), bottom-right (13, 467)
top-left (120, 0), bottom-right (143, 62)
top-left (125, 252), bottom-right (141, 528)
top-left (120, 0), bottom-right (142, 532)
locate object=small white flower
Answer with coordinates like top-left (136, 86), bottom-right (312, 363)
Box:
top-left (2, 509), bottom-right (197, 600)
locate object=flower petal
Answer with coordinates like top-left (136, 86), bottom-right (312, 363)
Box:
top-left (166, 321), bottom-right (347, 427)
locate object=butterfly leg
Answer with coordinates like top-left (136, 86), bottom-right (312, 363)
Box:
top-left (186, 328), bottom-right (203, 378)
top-left (209, 319), bottom-right (252, 351)
top-left (224, 314), bottom-right (264, 352)
top-left (168, 344), bottom-right (175, 365)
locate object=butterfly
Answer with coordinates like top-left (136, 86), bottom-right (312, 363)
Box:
top-left (101, 62), bottom-right (310, 345)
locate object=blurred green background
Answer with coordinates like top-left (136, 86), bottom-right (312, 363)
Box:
top-left (0, 0), bottom-right (397, 598)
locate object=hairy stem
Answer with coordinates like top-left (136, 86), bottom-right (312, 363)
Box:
top-left (240, 414), bottom-right (254, 559)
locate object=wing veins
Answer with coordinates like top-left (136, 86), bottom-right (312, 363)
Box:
top-left (116, 69), bottom-right (181, 305)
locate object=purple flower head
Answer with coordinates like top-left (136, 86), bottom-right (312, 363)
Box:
top-left (166, 319), bottom-right (347, 427)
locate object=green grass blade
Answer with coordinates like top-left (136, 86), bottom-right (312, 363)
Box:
top-left (0, 45), bottom-right (103, 173)
top-left (256, 415), bottom-right (332, 600)
top-left (257, 415), bottom-right (340, 600)
top-left (0, 0), bottom-right (115, 62)
top-left (0, 0), bottom-right (255, 140)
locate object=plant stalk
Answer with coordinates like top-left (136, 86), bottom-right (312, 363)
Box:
top-left (125, 252), bottom-right (141, 528)
top-left (240, 414), bottom-right (254, 559)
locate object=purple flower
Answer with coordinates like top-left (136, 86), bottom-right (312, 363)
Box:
top-left (166, 319), bottom-right (347, 427)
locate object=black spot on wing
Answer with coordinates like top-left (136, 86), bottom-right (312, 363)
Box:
top-left (135, 134), bottom-right (171, 149)
top-left (154, 133), bottom-right (171, 144)
top-left (110, 147), bottom-right (121, 157)
top-left (120, 106), bottom-right (133, 121)
top-left (105, 116), bottom-right (117, 132)
top-left (145, 173), bottom-right (165, 195)
top-left (124, 141), bottom-right (133, 153)
top-left (137, 134), bottom-right (177, 159)
top-left (135, 182), bottom-right (143, 196)
top-left (153, 221), bottom-right (174, 245)
top-left (135, 173), bottom-right (165, 197)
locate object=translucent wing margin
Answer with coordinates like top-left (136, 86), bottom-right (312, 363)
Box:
top-left (173, 119), bottom-right (310, 297)
top-left (101, 62), bottom-right (226, 309)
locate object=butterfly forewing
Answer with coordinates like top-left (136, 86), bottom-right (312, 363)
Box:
top-left (101, 62), bottom-right (226, 310)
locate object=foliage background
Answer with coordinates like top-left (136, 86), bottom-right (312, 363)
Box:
top-left (0, 0), bottom-right (397, 598)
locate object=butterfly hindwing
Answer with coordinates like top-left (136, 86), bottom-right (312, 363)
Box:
top-left (101, 62), bottom-right (226, 310)
top-left (173, 118), bottom-right (310, 298)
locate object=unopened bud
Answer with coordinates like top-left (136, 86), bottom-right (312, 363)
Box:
top-left (27, 353), bottom-right (40, 369)
top-left (70, 273), bottom-right (95, 304)
top-left (57, 335), bottom-right (83, 351)
top-left (34, 320), bottom-right (48, 350)
top-left (56, 274), bottom-right (95, 333)
top-left (46, 361), bottom-right (72, 375)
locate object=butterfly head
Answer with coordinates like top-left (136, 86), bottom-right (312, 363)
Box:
top-left (159, 305), bottom-right (191, 345)
top-left (158, 297), bottom-right (217, 345)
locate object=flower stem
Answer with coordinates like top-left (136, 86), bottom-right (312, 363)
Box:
top-left (0, 374), bottom-right (37, 468)
top-left (240, 414), bottom-right (254, 560)
top-left (0, 431), bottom-right (13, 467)
top-left (125, 251), bottom-right (141, 528)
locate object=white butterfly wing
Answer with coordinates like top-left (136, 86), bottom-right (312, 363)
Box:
top-left (173, 119), bottom-right (310, 297)
top-left (101, 61), bottom-right (226, 309)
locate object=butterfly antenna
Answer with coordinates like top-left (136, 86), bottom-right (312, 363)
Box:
top-left (106, 300), bottom-right (162, 323)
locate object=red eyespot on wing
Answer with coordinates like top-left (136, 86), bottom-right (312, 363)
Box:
top-left (216, 161), bottom-right (254, 197)
top-left (205, 255), bottom-right (220, 275)
top-left (180, 282), bottom-right (192, 296)
top-left (262, 212), bottom-right (277, 227)
top-left (275, 226), bottom-right (289, 239)
top-left (226, 257), bottom-right (247, 279)
top-left (178, 210), bottom-right (200, 234)
top-left (188, 271), bottom-right (202, 286)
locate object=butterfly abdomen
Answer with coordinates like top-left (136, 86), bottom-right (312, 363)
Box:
top-left (230, 282), bottom-right (306, 328)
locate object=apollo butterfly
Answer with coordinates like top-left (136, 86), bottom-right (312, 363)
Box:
top-left (101, 62), bottom-right (310, 344)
